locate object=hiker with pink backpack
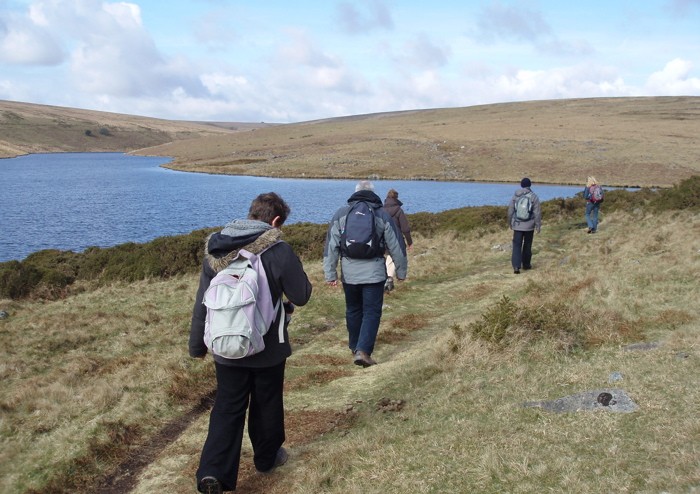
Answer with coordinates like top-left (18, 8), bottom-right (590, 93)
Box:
top-left (583, 176), bottom-right (605, 234)
top-left (189, 192), bottom-right (312, 494)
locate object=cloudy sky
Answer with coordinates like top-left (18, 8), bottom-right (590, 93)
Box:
top-left (1, 0), bottom-right (699, 123)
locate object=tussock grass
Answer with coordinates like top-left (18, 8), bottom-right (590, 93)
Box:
top-left (1, 190), bottom-right (699, 493)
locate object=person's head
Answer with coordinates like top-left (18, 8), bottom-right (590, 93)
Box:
top-left (355, 180), bottom-right (375, 192)
top-left (386, 188), bottom-right (398, 199)
top-left (587, 176), bottom-right (598, 187)
top-left (248, 192), bottom-right (290, 227)
top-left (520, 177), bottom-right (532, 188)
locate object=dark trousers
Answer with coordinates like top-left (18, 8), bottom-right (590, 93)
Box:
top-left (511, 230), bottom-right (534, 270)
top-left (196, 361), bottom-right (286, 492)
top-left (343, 281), bottom-right (385, 355)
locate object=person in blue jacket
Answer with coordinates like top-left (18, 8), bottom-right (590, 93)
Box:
top-left (583, 176), bottom-right (602, 233)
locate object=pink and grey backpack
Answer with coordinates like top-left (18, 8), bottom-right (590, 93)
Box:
top-left (202, 245), bottom-right (283, 359)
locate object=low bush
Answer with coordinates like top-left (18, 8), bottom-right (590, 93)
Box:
top-left (468, 295), bottom-right (640, 352)
top-left (282, 222), bottom-right (327, 260)
top-left (651, 175), bottom-right (700, 211)
top-left (0, 261), bottom-right (43, 299)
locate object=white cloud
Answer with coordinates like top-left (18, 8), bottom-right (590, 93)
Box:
top-left (0, 8), bottom-right (64, 64)
top-left (277, 29), bottom-right (339, 68)
top-left (646, 58), bottom-right (700, 93)
top-left (475, 2), bottom-right (551, 43)
top-left (336, 0), bottom-right (393, 34)
top-left (472, 2), bottom-right (593, 58)
top-left (2, 1), bottom-right (209, 99)
top-left (398, 33), bottom-right (450, 70)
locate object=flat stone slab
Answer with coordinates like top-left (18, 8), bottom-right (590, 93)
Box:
top-left (522, 388), bottom-right (639, 413)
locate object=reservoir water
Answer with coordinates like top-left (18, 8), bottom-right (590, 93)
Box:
top-left (1, 153), bottom-right (586, 262)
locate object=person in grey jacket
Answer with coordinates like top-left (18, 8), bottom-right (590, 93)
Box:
top-left (324, 180), bottom-right (407, 367)
top-left (507, 178), bottom-right (542, 274)
top-left (190, 192), bottom-right (312, 494)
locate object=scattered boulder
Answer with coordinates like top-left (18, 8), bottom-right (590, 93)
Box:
top-left (0, 310), bottom-right (8, 320)
top-left (522, 388), bottom-right (639, 413)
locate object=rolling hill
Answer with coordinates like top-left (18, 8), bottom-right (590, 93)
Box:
top-left (2, 96), bottom-right (700, 187)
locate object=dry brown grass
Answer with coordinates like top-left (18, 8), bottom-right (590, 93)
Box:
top-left (0, 99), bottom-right (252, 156)
top-left (2, 206), bottom-right (698, 493)
top-left (141, 96), bottom-right (700, 187)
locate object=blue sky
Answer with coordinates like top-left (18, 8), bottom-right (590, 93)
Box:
top-left (1, 0), bottom-right (699, 123)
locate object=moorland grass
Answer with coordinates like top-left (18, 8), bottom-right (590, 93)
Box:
top-left (0, 179), bottom-right (698, 493)
top-left (143, 97), bottom-right (700, 188)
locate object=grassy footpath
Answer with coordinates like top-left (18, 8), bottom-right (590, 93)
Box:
top-left (1, 189), bottom-right (699, 493)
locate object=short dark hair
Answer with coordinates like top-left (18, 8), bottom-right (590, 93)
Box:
top-left (248, 192), bottom-right (290, 225)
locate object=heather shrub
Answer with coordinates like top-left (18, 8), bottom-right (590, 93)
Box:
top-left (283, 222), bottom-right (327, 259)
top-left (651, 175), bottom-right (700, 211)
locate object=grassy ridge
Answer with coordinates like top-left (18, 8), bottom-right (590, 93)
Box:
top-left (0, 99), bottom-right (252, 157)
top-left (144, 96), bottom-right (700, 188)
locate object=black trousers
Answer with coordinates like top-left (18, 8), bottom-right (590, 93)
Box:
top-left (511, 230), bottom-right (534, 270)
top-left (196, 360), bottom-right (286, 492)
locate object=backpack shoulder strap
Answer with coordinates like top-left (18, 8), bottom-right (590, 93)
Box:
top-left (240, 242), bottom-right (285, 343)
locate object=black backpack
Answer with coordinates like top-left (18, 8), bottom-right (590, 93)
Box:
top-left (340, 201), bottom-right (383, 259)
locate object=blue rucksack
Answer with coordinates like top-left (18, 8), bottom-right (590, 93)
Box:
top-left (340, 201), bottom-right (383, 259)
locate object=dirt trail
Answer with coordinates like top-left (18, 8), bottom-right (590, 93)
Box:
top-left (95, 393), bottom-right (215, 494)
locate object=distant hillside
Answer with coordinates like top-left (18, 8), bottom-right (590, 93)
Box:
top-left (141, 96), bottom-right (700, 188)
top-left (2, 97), bottom-right (699, 187)
top-left (0, 100), bottom-right (266, 158)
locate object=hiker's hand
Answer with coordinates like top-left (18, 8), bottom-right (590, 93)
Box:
top-left (536, 227), bottom-right (541, 234)
top-left (327, 280), bottom-right (338, 287)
